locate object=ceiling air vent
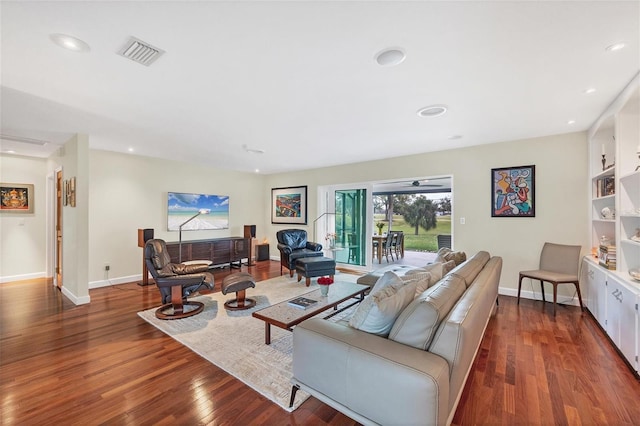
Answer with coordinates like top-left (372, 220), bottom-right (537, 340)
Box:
top-left (0, 134), bottom-right (49, 146)
top-left (118, 37), bottom-right (165, 66)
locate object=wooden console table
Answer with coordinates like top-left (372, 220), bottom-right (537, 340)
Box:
top-left (165, 237), bottom-right (250, 269)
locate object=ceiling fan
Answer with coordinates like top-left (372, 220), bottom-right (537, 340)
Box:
top-left (383, 177), bottom-right (449, 188)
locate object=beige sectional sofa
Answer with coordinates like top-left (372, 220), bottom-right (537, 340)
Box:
top-left (290, 251), bottom-right (502, 425)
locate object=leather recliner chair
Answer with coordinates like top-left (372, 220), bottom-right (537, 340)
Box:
top-left (145, 239), bottom-right (215, 319)
top-left (276, 229), bottom-right (323, 277)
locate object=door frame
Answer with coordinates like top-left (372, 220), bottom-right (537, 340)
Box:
top-left (317, 182), bottom-right (374, 270)
top-left (46, 167), bottom-right (63, 288)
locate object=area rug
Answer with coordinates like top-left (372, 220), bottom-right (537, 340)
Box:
top-left (137, 272), bottom-right (360, 411)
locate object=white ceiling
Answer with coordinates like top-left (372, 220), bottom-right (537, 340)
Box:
top-left (1, 1), bottom-right (639, 174)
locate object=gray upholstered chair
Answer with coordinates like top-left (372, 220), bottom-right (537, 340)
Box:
top-left (145, 239), bottom-right (214, 319)
top-left (517, 242), bottom-right (583, 316)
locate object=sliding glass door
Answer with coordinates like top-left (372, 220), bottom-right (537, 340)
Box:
top-left (334, 189), bottom-right (367, 266)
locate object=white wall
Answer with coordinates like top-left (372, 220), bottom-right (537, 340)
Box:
top-left (264, 132), bottom-right (590, 298)
top-left (0, 155), bottom-right (47, 281)
top-left (88, 150), bottom-right (266, 287)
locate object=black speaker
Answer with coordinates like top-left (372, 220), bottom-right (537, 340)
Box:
top-left (138, 228), bottom-right (154, 247)
top-left (244, 225), bottom-right (256, 239)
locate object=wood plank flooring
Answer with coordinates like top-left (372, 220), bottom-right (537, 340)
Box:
top-left (1, 260), bottom-right (639, 425)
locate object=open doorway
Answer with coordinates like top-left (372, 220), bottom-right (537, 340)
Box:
top-left (372, 176), bottom-right (452, 266)
top-left (317, 175), bottom-right (452, 270)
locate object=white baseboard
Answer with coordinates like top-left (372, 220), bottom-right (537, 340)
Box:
top-left (61, 286), bottom-right (90, 305)
top-left (0, 271), bottom-right (46, 284)
top-left (499, 286), bottom-right (581, 307)
top-left (89, 274), bottom-right (142, 289)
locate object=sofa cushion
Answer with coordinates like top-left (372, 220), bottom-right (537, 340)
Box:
top-left (348, 273), bottom-right (418, 337)
top-left (388, 274), bottom-right (467, 350)
top-left (447, 251), bottom-right (490, 287)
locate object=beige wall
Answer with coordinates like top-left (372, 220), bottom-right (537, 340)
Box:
top-left (265, 132), bottom-right (590, 297)
top-left (0, 155), bottom-right (47, 281)
top-left (47, 134), bottom-right (90, 303)
top-left (88, 150), bottom-right (266, 287)
top-left (1, 130), bottom-right (589, 304)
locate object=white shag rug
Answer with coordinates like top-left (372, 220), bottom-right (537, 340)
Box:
top-left (137, 272), bottom-right (360, 411)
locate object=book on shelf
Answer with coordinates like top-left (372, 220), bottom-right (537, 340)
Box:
top-left (598, 244), bottom-right (617, 270)
top-left (287, 296), bottom-right (318, 310)
top-left (596, 176), bottom-right (615, 197)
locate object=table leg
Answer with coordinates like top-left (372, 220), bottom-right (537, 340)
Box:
top-left (264, 323), bottom-right (271, 345)
top-left (377, 241), bottom-right (382, 263)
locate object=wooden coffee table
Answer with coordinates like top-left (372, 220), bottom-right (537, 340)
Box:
top-left (252, 281), bottom-right (368, 344)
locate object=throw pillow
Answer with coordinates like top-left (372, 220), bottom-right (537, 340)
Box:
top-left (434, 247), bottom-right (467, 266)
top-left (348, 279), bottom-right (418, 337)
top-left (402, 270), bottom-right (432, 297)
top-left (370, 270), bottom-right (404, 294)
top-left (442, 259), bottom-right (457, 275)
top-left (410, 262), bottom-right (444, 282)
top-left (388, 274), bottom-right (467, 350)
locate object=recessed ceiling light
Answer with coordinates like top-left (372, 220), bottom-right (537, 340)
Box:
top-left (583, 88), bottom-right (596, 95)
top-left (567, 120), bottom-right (576, 125)
top-left (605, 42), bottom-right (626, 52)
top-left (417, 105), bottom-right (448, 117)
top-left (255, 169), bottom-right (260, 173)
top-left (448, 135), bottom-right (463, 140)
top-left (50, 34), bottom-right (90, 52)
top-left (4, 150), bottom-right (16, 154)
top-left (128, 147), bottom-right (134, 152)
top-left (374, 48), bottom-right (406, 67)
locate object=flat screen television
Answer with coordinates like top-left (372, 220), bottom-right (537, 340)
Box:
top-left (167, 192), bottom-right (229, 231)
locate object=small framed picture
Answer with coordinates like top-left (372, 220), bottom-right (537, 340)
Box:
top-left (491, 165), bottom-right (535, 217)
top-left (0, 183), bottom-right (34, 213)
top-left (271, 185), bottom-right (307, 224)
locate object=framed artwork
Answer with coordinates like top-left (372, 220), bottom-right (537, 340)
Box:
top-left (68, 177), bottom-right (76, 207)
top-left (271, 185), bottom-right (307, 224)
top-left (0, 183), bottom-right (34, 213)
top-left (491, 165), bottom-right (535, 217)
top-left (167, 192), bottom-right (229, 231)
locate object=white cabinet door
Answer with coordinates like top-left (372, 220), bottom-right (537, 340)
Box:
top-left (582, 258), bottom-right (607, 327)
top-left (606, 274), bottom-right (638, 371)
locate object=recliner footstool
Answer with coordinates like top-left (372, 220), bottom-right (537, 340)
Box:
top-left (295, 257), bottom-right (336, 287)
top-left (221, 272), bottom-right (256, 310)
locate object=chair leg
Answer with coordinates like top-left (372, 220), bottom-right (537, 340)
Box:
top-left (517, 275), bottom-right (523, 304)
top-left (574, 281), bottom-right (585, 311)
top-left (553, 284), bottom-right (558, 317)
top-left (289, 384), bottom-right (300, 408)
top-left (539, 280), bottom-right (546, 302)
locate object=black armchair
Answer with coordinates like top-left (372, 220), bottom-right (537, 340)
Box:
top-left (276, 229), bottom-right (323, 277)
top-left (144, 239), bottom-right (215, 319)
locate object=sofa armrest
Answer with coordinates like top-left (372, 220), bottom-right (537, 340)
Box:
top-left (292, 318), bottom-right (450, 426)
top-left (306, 241), bottom-right (323, 251)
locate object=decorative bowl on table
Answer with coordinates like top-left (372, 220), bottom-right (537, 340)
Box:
top-left (629, 268), bottom-right (640, 282)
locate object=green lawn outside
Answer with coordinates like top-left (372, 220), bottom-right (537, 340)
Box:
top-left (374, 214), bottom-right (451, 252)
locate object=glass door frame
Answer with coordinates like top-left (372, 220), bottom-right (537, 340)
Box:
top-left (316, 182), bottom-right (374, 270)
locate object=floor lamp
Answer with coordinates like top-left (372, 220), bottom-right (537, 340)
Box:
top-left (179, 209), bottom-right (209, 263)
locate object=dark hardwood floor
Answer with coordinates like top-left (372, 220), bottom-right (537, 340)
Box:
top-left (1, 260), bottom-right (639, 425)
